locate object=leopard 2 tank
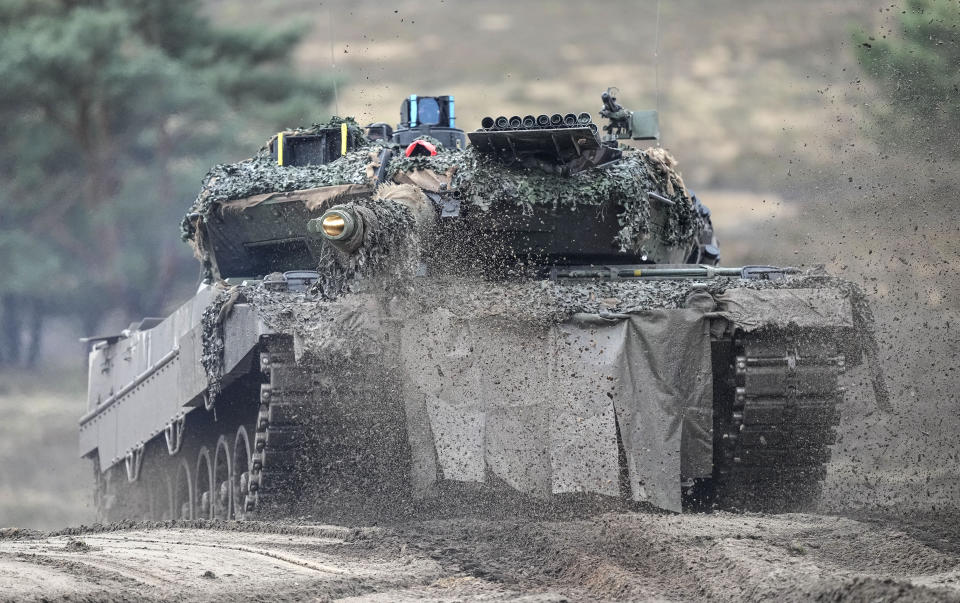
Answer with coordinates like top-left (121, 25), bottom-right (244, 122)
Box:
top-left (80, 90), bottom-right (888, 520)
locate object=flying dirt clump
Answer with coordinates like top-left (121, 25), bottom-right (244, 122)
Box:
top-left (62, 537), bottom-right (93, 553)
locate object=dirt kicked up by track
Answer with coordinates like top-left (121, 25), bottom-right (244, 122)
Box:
top-left (1, 510), bottom-right (959, 603)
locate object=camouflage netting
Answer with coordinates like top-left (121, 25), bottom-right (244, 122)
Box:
top-left (388, 145), bottom-right (701, 252)
top-left (309, 185), bottom-right (423, 299)
top-left (196, 268), bottom-right (887, 513)
top-left (199, 269), bottom-right (885, 405)
top-left (181, 118), bottom-right (374, 239)
top-left (181, 131), bottom-right (702, 256)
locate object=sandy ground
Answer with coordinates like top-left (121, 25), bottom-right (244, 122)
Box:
top-left (2, 511), bottom-right (959, 602)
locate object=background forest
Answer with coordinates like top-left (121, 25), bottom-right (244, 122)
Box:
top-left (0, 0), bottom-right (957, 528)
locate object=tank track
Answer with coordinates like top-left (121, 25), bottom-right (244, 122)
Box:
top-left (714, 332), bottom-right (845, 512)
top-left (244, 335), bottom-right (410, 516)
top-left (97, 329), bottom-right (846, 519)
top-left (245, 337), bottom-right (314, 515)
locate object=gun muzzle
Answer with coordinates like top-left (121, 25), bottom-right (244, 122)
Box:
top-left (550, 114), bottom-right (563, 127)
top-left (508, 115), bottom-right (523, 129)
top-left (563, 113), bottom-right (577, 126)
top-left (494, 116), bottom-right (510, 129)
top-left (308, 207), bottom-right (361, 250)
top-left (521, 115), bottom-right (536, 129)
top-left (481, 116), bottom-right (495, 130)
top-left (577, 112), bottom-right (592, 125)
top-left (536, 114), bottom-right (551, 127)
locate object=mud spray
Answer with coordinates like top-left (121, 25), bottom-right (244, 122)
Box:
top-left (5, 106), bottom-right (960, 603)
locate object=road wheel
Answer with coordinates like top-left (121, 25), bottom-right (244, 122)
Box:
top-left (233, 425), bottom-right (253, 520)
top-left (195, 447), bottom-right (214, 519)
top-left (173, 458), bottom-right (193, 520)
top-left (213, 436), bottom-right (232, 520)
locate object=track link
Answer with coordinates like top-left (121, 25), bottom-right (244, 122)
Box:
top-left (715, 332), bottom-right (845, 512)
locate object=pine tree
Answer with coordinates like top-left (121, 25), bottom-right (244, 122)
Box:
top-left (0, 0), bottom-right (336, 366)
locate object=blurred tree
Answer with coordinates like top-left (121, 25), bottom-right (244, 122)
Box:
top-left (0, 0), bottom-right (335, 367)
top-left (853, 0), bottom-right (960, 154)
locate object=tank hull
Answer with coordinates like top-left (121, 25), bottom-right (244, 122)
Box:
top-left (86, 273), bottom-right (858, 520)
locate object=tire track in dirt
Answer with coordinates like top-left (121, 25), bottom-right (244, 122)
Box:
top-left (0, 528), bottom-right (445, 602)
top-left (2, 511), bottom-right (959, 602)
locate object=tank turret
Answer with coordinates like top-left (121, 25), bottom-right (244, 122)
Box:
top-left (184, 91), bottom-right (709, 285)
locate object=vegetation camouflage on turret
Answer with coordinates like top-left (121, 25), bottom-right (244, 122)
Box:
top-left (309, 196), bottom-right (419, 299)
top-left (182, 133), bottom-right (702, 255)
top-left (388, 146), bottom-right (701, 252)
top-left (181, 117), bottom-right (371, 239)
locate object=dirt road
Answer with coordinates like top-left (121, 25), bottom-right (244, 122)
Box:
top-left (2, 510), bottom-right (958, 602)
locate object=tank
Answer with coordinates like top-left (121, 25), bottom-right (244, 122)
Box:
top-left (80, 89), bottom-right (889, 521)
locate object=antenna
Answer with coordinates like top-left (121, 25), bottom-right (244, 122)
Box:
top-left (654, 0), bottom-right (662, 147)
top-left (327, 10), bottom-right (340, 116)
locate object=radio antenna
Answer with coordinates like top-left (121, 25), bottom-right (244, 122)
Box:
top-left (327, 10), bottom-right (341, 116)
top-left (654, 0), bottom-right (662, 146)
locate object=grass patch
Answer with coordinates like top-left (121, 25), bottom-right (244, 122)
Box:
top-left (0, 366), bottom-right (96, 530)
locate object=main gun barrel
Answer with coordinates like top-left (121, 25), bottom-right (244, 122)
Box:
top-left (308, 189), bottom-right (436, 255)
